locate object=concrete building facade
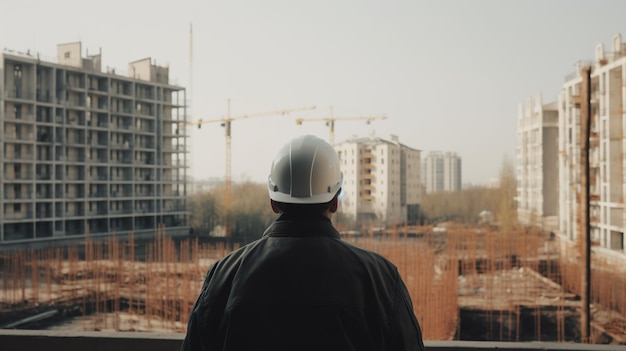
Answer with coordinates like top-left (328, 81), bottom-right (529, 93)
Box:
top-left (422, 151), bottom-right (462, 193)
top-left (335, 135), bottom-right (421, 228)
top-left (516, 93), bottom-right (559, 231)
top-left (0, 42), bottom-right (189, 245)
top-left (558, 34), bottom-right (626, 254)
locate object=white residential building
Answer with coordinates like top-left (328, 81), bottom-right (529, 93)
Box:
top-left (335, 135), bottom-right (421, 228)
top-left (422, 151), bottom-right (462, 193)
top-left (516, 93), bottom-right (559, 231)
top-left (558, 34), bottom-right (626, 254)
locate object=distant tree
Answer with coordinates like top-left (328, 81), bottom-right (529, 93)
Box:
top-left (418, 154), bottom-right (517, 228)
top-left (495, 154), bottom-right (517, 230)
top-left (188, 191), bottom-right (220, 237)
top-left (420, 186), bottom-right (499, 224)
top-left (230, 182), bottom-right (276, 243)
top-left (188, 182), bottom-right (276, 243)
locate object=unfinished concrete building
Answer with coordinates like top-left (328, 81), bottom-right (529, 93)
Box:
top-left (516, 92), bottom-right (559, 231)
top-left (558, 34), bottom-right (626, 254)
top-left (335, 135), bottom-right (421, 227)
top-left (0, 42), bottom-right (189, 245)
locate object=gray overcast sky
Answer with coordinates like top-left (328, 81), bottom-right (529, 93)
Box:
top-left (2, 0), bottom-right (625, 185)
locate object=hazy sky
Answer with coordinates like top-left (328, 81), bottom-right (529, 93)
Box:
top-left (2, 0), bottom-right (626, 185)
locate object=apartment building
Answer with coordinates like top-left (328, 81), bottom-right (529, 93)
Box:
top-left (422, 151), bottom-right (462, 193)
top-left (334, 135), bottom-right (421, 227)
top-left (558, 34), bottom-right (625, 254)
top-left (516, 93), bottom-right (559, 230)
top-left (0, 42), bottom-right (189, 244)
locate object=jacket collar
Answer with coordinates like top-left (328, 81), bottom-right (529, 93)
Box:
top-left (262, 214), bottom-right (341, 239)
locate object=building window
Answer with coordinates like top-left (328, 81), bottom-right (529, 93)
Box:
top-left (14, 104), bottom-right (22, 118)
top-left (14, 65), bottom-right (22, 79)
top-left (14, 203), bottom-right (21, 212)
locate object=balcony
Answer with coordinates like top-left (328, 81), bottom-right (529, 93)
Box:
top-left (86, 209), bottom-right (108, 216)
top-left (362, 172), bottom-right (374, 180)
top-left (4, 191), bottom-right (33, 200)
top-left (135, 126), bottom-right (155, 134)
top-left (0, 331), bottom-right (623, 351)
top-left (362, 183), bottom-right (375, 192)
top-left (88, 192), bottom-right (107, 198)
top-left (36, 174), bottom-right (52, 180)
top-left (110, 208), bottom-right (134, 215)
top-left (3, 210), bottom-right (34, 220)
top-left (361, 193), bottom-right (374, 201)
top-left (4, 112), bottom-right (35, 122)
top-left (163, 144), bottom-right (186, 153)
top-left (3, 132), bottom-right (34, 141)
top-left (3, 173), bottom-right (34, 181)
top-left (4, 88), bottom-right (35, 100)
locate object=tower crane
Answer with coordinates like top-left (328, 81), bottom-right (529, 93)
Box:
top-left (295, 107), bottom-right (387, 145)
top-left (187, 99), bottom-right (316, 238)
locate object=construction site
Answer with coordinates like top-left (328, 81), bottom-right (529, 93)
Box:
top-left (0, 223), bottom-right (625, 345)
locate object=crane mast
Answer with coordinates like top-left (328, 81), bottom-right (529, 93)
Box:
top-left (224, 99), bottom-right (232, 239)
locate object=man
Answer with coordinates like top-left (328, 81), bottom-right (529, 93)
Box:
top-left (181, 135), bottom-right (424, 351)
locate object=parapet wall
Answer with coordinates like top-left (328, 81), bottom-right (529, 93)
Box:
top-left (0, 330), bottom-right (625, 351)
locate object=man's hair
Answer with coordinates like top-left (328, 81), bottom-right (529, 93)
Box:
top-left (273, 189), bottom-right (341, 215)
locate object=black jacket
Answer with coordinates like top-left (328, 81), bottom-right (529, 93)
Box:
top-left (181, 214), bottom-right (425, 351)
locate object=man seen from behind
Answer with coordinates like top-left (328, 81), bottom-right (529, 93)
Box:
top-left (181, 134), bottom-right (425, 351)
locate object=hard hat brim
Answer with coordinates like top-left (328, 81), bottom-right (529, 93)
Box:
top-left (268, 189), bottom-right (339, 205)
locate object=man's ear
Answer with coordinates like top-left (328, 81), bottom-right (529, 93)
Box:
top-left (270, 200), bottom-right (281, 214)
top-left (329, 196), bottom-right (338, 213)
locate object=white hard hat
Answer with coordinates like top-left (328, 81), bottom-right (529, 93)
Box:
top-left (268, 135), bottom-right (343, 204)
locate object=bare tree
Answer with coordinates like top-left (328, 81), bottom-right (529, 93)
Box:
top-left (188, 182), bottom-right (276, 242)
top-left (495, 154), bottom-right (517, 230)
